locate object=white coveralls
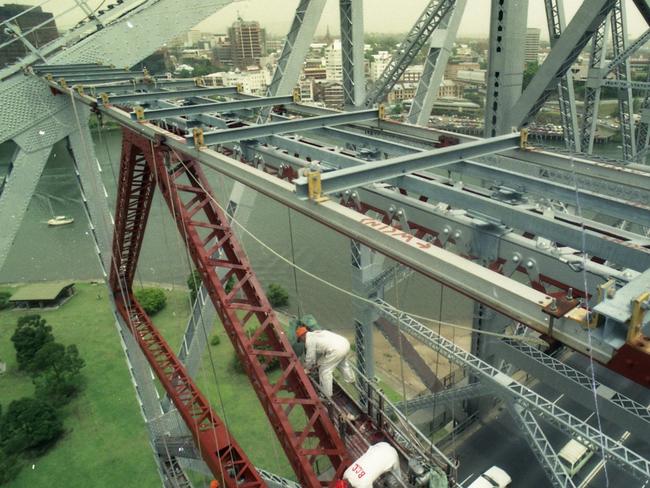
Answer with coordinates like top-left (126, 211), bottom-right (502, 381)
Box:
top-left (304, 330), bottom-right (355, 398)
top-left (343, 442), bottom-right (401, 488)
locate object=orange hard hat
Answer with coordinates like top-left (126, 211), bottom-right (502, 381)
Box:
top-left (209, 481), bottom-right (219, 488)
top-left (334, 480), bottom-right (349, 488)
top-left (296, 325), bottom-right (308, 338)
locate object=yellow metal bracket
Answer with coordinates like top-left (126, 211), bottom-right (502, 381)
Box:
top-left (236, 83), bottom-right (244, 94)
top-left (193, 128), bottom-right (205, 148)
top-left (195, 77), bottom-right (206, 87)
top-left (307, 170), bottom-right (328, 202)
top-left (100, 93), bottom-right (110, 105)
top-left (58, 78), bottom-right (67, 89)
top-left (629, 291), bottom-right (650, 342)
top-left (75, 85), bottom-right (85, 95)
top-left (378, 104), bottom-right (386, 120)
top-left (292, 87), bottom-right (301, 103)
top-left (134, 105), bottom-right (145, 121)
top-left (520, 128), bottom-right (529, 149)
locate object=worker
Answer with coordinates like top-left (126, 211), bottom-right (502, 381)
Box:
top-left (336, 442), bottom-right (402, 488)
top-left (296, 325), bottom-right (355, 398)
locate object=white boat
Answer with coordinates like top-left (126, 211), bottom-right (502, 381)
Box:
top-left (47, 215), bottom-right (74, 226)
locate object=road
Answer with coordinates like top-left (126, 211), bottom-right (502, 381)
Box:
top-left (447, 351), bottom-right (650, 487)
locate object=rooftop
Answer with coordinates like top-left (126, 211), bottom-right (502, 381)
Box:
top-left (10, 281), bottom-right (74, 301)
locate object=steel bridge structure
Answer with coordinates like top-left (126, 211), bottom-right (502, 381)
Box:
top-left (1, 1), bottom-right (650, 488)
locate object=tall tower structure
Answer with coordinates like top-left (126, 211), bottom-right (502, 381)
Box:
top-left (228, 16), bottom-right (266, 69)
top-left (524, 27), bottom-right (541, 64)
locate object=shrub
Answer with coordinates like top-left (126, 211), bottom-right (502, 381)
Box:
top-left (0, 397), bottom-right (63, 454)
top-left (266, 283), bottom-right (289, 308)
top-left (210, 334), bottom-right (221, 346)
top-left (10, 315), bottom-right (54, 370)
top-left (0, 291), bottom-right (11, 310)
top-left (0, 450), bottom-right (22, 485)
top-left (31, 343), bottom-right (85, 406)
top-left (187, 269), bottom-right (202, 303)
top-left (135, 288), bottom-right (166, 315)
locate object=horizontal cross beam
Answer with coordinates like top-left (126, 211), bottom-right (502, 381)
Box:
top-left (100, 86), bottom-right (239, 105)
top-left (133, 95), bottom-right (294, 120)
top-left (294, 133), bottom-right (520, 197)
top-left (190, 109), bottom-right (380, 146)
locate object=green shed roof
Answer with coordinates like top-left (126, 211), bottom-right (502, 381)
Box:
top-left (10, 281), bottom-right (75, 301)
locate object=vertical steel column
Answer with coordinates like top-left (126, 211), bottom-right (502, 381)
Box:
top-left (636, 68), bottom-right (650, 162)
top-left (484, 0), bottom-right (529, 137)
top-left (544, 0), bottom-right (580, 152)
top-left (610, 0), bottom-right (637, 160)
top-left (407, 0), bottom-right (466, 126)
top-left (580, 17), bottom-right (611, 154)
top-left (339, 0), bottom-right (366, 108)
top-left (265, 0), bottom-right (327, 98)
top-left (350, 241), bottom-right (383, 391)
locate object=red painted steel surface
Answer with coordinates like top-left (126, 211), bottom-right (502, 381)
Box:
top-left (110, 131), bottom-right (265, 488)
top-left (113, 129), bottom-right (351, 487)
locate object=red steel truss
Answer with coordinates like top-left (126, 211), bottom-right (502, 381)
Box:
top-left (109, 134), bottom-right (265, 488)
top-left (110, 129), bottom-right (350, 487)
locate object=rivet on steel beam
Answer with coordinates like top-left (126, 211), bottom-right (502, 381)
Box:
top-left (567, 287), bottom-right (574, 300)
top-left (193, 128), bottom-right (205, 148)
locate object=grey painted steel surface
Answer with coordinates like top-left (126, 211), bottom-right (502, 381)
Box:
top-left (610, 0), bottom-right (636, 161)
top-left (265, 0), bottom-right (327, 100)
top-left (339, 0), bottom-right (366, 108)
top-left (294, 133), bottom-right (520, 197)
top-left (544, 0), bottom-right (580, 152)
top-left (506, 403), bottom-right (577, 488)
top-left (195, 109), bottom-right (379, 146)
top-left (455, 160), bottom-right (650, 228)
top-left (396, 383), bottom-right (490, 413)
top-left (605, 28), bottom-right (650, 74)
top-left (374, 299), bottom-right (650, 481)
top-left (363, 0), bottom-right (456, 107)
top-left (100, 86), bottom-right (239, 104)
top-left (407, 0), bottom-right (466, 126)
top-left (509, 0), bottom-right (617, 129)
top-left (133, 95), bottom-right (294, 120)
top-left (493, 338), bottom-right (650, 435)
top-left (484, 0), bottom-right (529, 137)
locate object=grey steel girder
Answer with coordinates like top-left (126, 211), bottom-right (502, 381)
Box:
top-left (407, 0), bottom-right (466, 126)
top-left (637, 72), bottom-right (650, 161)
top-left (386, 174), bottom-right (650, 272)
top-left (484, 0), bottom-right (529, 137)
top-left (610, 0), bottom-right (636, 161)
top-left (293, 133), bottom-right (521, 197)
top-left (396, 383), bottom-right (491, 413)
top-left (602, 78), bottom-right (650, 90)
top-left (265, 0), bottom-right (327, 99)
top-left (633, 0), bottom-right (650, 25)
top-left (99, 86), bottom-right (239, 105)
top-left (509, 0), bottom-right (617, 129)
top-left (506, 403), bottom-right (577, 488)
top-left (373, 299), bottom-right (650, 481)
top-left (454, 160), bottom-right (650, 228)
top-left (363, 0), bottom-right (456, 107)
top-left (544, 0), bottom-right (580, 152)
top-left (339, 0), bottom-right (366, 108)
top-left (132, 95), bottom-right (294, 121)
top-left (493, 338), bottom-right (650, 435)
top-left (606, 28), bottom-right (650, 75)
top-left (193, 109), bottom-right (380, 146)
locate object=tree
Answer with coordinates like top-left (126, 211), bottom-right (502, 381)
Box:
top-left (0, 397), bottom-right (63, 454)
top-left (0, 449), bottom-right (22, 485)
top-left (266, 283), bottom-right (289, 308)
top-left (0, 291), bottom-right (11, 310)
top-left (31, 343), bottom-right (85, 405)
top-left (135, 288), bottom-right (167, 315)
top-left (10, 315), bottom-right (54, 370)
top-left (523, 62), bottom-right (539, 90)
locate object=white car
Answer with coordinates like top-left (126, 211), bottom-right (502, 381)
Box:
top-left (467, 466), bottom-right (512, 488)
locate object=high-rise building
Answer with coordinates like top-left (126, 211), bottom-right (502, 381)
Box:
top-left (325, 40), bottom-right (342, 81)
top-left (0, 4), bottom-right (59, 67)
top-left (525, 28), bottom-right (541, 65)
top-left (228, 17), bottom-right (266, 69)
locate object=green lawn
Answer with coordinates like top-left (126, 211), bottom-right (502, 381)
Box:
top-left (0, 282), bottom-right (293, 486)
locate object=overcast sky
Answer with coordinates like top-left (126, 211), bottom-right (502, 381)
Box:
top-left (194, 0), bottom-right (649, 39)
top-left (13, 0), bottom-right (650, 40)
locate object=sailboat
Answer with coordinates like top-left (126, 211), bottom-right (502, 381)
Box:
top-left (43, 195), bottom-right (73, 226)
